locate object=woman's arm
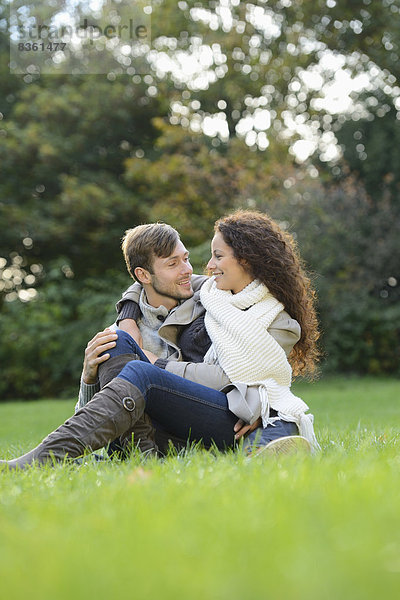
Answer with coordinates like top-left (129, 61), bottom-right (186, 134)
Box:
top-left (151, 311), bottom-right (301, 387)
top-left (164, 360), bottom-right (230, 390)
top-left (268, 311), bottom-right (301, 357)
top-left (116, 300), bottom-right (143, 347)
top-left (118, 319), bottom-right (143, 347)
top-left (143, 350), bottom-right (230, 390)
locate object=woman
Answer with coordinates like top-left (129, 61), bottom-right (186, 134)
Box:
top-left (1, 211), bottom-right (320, 469)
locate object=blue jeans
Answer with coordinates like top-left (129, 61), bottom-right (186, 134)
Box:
top-left (106, 330), bottom-right (297, 451)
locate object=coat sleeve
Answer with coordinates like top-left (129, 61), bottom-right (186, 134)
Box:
top-left (75, 377), bottom-right (100, 413)
top-left (268, 311), bottom-right (301, 357)
top-left (115, 281), bottom-right (142, 314)
top-left (164, 360), bottom-right (231, 390)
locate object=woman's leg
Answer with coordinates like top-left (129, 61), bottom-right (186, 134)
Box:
top-left (0, 376), bottom-right (146, 469)
top-left (98, 329), bottom-right (150, 388)
top-left (99, 330), bottom-right (237, 457)
top-left (107, 329), bottom-right (150, 361)
top-left (117, 361), bottom-right (237, 449)
top-left (96, 329), bottom-right (159, 457)
top-left (243, 420), bottom-right (298, 454)
top-left (100, 330), bottom-right (196, 456)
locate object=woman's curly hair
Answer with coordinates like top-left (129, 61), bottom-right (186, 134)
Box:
top-left (215, 209), bottom-right (320, 377)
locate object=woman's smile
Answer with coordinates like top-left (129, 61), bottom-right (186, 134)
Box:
top-left (207, 232), bottom-right (253, 294)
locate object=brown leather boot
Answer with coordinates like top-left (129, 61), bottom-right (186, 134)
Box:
top-left (98, 353), bottom-right (159, 458)
top-left (0, 378), bottom-right (145, 470)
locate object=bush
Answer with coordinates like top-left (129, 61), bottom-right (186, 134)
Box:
top-left (0, 267), bottom-right (131, 400)
top-left (288, 176), bottom-right (400, 376)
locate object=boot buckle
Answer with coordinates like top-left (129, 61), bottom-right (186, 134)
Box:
top-left (122, 397), bottom-right (136, 411)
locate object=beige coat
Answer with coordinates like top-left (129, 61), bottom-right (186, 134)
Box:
top-left (117, 276), bottom-right (301, 423)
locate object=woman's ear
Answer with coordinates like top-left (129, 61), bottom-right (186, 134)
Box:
top-left (239, 258), bottom-right (251, 272)
top-left (134, 267), bottom-right (152, 284)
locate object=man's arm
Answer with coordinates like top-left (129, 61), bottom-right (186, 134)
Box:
top-left (75, 320), bottom-right (144, 413)
top-left (81, 329), bottom-right (118, 384)
top-left (75, 378), bottom-right (100, 413)
top-left (75, 328), bottom-right (118, 413)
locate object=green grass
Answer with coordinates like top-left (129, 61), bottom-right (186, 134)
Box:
top-left (1, 376), bottom-right (400, 600)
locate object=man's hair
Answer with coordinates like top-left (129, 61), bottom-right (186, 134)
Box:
top-left (122, 223), bottom-right (180, 281)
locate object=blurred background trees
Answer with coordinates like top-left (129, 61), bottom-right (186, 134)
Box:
top-left (1, 0), bottom-right (399, 399)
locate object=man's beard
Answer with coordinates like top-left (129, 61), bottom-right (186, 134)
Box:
top-left (151, 276), bottom-right (194, 302)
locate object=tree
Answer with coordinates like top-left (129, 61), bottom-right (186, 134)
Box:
top-left (2, 0), bottom-right (400, 397)
top-left (286, 175), bottom-right (400, 375)
top-left (0, 75), bottom-right (168, 294)
top-left (333, 89), bottom-right (400, 196)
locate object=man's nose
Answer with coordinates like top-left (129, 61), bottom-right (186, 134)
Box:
top-left (182, 260), bottom-right (193, 275)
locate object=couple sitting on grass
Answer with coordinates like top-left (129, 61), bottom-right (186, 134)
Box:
top-left (1, 210), bottom-right (320, 469)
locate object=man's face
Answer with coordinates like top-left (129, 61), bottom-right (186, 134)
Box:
top-left (147, 240), bottom-right (194, 308)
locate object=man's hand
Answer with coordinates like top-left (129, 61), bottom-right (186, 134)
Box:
top-left (82, 328), bottom-right (118, 384)
top-left (234, 417), bottom-right (262, 440)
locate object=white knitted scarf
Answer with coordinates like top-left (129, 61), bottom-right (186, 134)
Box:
top-left (200, 277), bottom-right (319, 451)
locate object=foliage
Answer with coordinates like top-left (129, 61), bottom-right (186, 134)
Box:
top-left (3, 0), bottom-right (400, 284)
top-left (334, 89), bottom-right (400, 197)
top-left (2, 0), bottom-right (400, 395)
top-left (123, 119), bottom-right (300, 246)
top-left (286, 175), bottom-right (400, 375)
top-left (0, 265), bottom-right (131, 400)
top-left (0, 75), bottom-right (165, 284)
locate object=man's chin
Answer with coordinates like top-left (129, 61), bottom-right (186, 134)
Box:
top-left (177, 287), bottom-right (194, 299)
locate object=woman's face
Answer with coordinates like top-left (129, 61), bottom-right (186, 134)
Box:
top-left (207, 232), bottom-right (253, 294)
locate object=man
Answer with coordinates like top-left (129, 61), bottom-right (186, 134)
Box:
top-left (77, 222), bottom-right (210, 454)
top-left (77, 222), bottom-right (302, 456)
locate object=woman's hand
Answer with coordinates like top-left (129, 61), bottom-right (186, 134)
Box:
top-left (142, 349), bottom-right (159, 364)
top-left (82, 328), bottom-right (118, 384)
top-left (234, 417), bottom-right (262, 440)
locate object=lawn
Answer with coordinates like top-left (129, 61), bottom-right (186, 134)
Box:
top-left (0, 376), bottom-right (399, 600)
